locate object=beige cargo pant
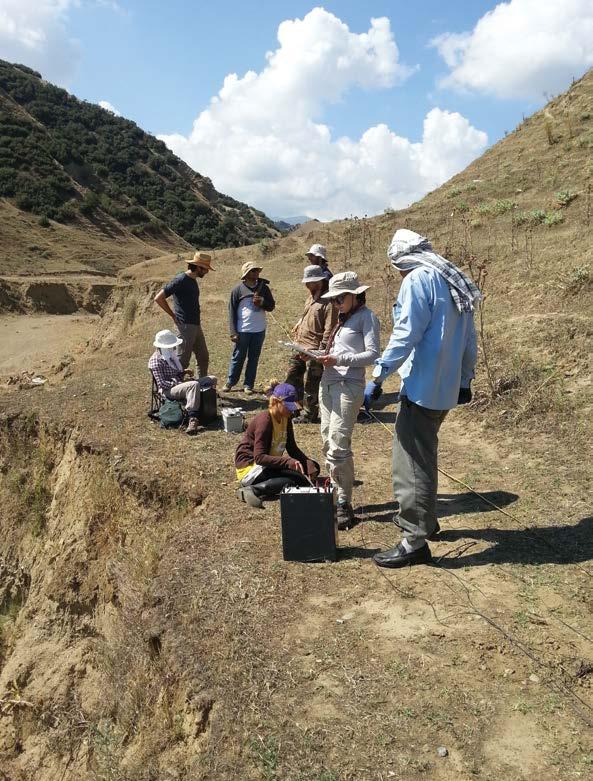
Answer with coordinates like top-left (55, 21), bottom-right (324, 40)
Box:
top-left (319, 379), bottom-right (364, 504)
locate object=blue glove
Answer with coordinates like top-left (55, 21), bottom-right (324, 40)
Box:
top-left (364, 380), bottom-right (382, 412)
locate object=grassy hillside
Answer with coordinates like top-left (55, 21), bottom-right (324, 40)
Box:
top-left (0, 60), bottom-right (278, 274)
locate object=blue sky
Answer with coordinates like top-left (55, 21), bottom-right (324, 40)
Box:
top-left (2, 1), bottom-right (592, 218)
top-left (66, 0), bottom-right (524, 141)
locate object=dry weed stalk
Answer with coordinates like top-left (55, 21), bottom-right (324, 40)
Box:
top-left (544, 110), bottom-right (556, 146)
top-left (467, 254), bottom-right (496, 397)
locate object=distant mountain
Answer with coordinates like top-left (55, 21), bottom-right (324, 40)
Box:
top-left (0, 60), bottom-right (278, 250)
top-left (274, 215), bottom-right (314, 226)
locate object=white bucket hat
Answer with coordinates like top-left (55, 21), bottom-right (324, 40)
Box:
top-left (153, 329), bottom-right (183, 349)
top-left (321, 271), bottom-right (369, 299)
top-left (301, 264), bottom-right (326, 284)
top-left (306, 243), bottom-right (327, 261)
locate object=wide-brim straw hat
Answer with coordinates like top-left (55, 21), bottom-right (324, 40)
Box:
top-left (321, 271), bottom-right (369, 299)
top-left (153, 329), bottom-right (183, 349)
top-left (191, 251), bottom-right (215, 271)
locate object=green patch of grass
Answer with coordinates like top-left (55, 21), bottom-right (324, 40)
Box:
top-left (555, 189), bottom-right (578, 207)
top-left (543, 210), bottom-right (564, 226)
top-left (249, 735), bottom-right (279, 780)
top-left (494, 198), bottom-right (517, 214)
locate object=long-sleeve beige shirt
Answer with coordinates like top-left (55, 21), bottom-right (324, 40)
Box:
top-left (294, 294), bottom-right (338, 351)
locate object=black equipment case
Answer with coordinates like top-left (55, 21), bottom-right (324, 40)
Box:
top-left (279, 487), bottom-right (337, 562)
top-left (197, 386), bottom-right (218, 425)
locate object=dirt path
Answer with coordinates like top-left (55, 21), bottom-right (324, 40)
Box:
top-left (0, 313), bottom-right (99, 376)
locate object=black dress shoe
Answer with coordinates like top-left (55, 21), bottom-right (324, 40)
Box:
top-left (373, 543), bottom-right (432, 569)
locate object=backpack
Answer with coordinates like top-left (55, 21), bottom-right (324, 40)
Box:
top-left (159, 398), bottom-right (184, 429)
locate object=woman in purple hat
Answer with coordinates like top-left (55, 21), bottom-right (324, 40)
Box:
top-left (235, 381), bottom-right (319, 508)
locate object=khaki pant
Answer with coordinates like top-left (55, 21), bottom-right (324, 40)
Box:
top-left (167, 381), bottom-right (202, 415)
top-left (285, 355), bottom-right (323, 420)
top-left (393, 396), bottom-right (448, 548)
top-left (319, 379), bottom-right (364, 504)
top-left (177, 323), bottom-right (209, 377)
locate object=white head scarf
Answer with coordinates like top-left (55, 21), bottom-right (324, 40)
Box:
top-left (160, 347), bottom-right (183, 371)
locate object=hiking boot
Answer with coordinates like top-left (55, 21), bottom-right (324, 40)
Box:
top-left (186, 418), bottom-right (201, 436)
top-left (243, 386), bottom-right (254, 395)
top-left (221, 383), bottom-right (234, 392)
top-left (336, 501), bottom-right (357, 530)
top-left (235, 487), bottom-right (263, 509)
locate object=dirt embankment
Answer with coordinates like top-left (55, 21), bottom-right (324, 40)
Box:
top-left (0, 278), bottom-right (116, 315)
top-left (0, 415), bottom-right (208, 781)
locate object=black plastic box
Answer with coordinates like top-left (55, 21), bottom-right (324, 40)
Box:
top-left (198, 387), bottom-right (218, 425)
top-left (280, 488), bottom-right (337, 562)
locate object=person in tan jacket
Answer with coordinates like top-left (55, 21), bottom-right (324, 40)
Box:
top-left (285, 265), bottom-right (338, 423)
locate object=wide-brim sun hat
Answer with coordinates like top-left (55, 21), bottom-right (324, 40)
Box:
top-left (241, 260), bottom-right (263, 278)
top-left (321, 271), bottom-right (369, 299)
top-left (301, 264), bottom-right (326, 284)
top-left (270, 382), bottom-right (299, 412)
top-left (191, 251), bottom-right (215, 271)
top-left (154, 329), bottom-right (183, 349)
top-left (305, 243), bottom-right (327, 261)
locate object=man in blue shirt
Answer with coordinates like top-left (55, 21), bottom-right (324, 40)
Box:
top-left (154, 252), bottom-right (214, 377)
top-left (366, 229), bottom-right (480, 569)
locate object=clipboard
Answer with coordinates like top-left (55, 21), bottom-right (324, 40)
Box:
top-left (278, 341), bottom-right (324, 361)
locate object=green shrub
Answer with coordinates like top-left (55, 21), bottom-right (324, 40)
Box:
top-left (528, 209), bottom-right (547, 223)
top-left (494, 198), bottom-right (517, 214)
top-left (78, 190), bottom-right (100, 215)
top-left (38, 215), bottom-right (50, 227)
top-left (555, 189), bottom-right (578, 207)
top-left (544, 210), bottom-right (564, 226)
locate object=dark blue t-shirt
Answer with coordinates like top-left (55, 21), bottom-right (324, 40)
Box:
top-left (163, 272), bottom-right (200, 325)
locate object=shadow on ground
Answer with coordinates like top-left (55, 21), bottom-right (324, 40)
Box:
top-left (437, 515), bottom-right (593, 568)
top-left (357, 490), bottom-right (520, 523)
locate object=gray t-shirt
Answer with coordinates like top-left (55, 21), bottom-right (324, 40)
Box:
top-left (322, 306), bottom-right (380, 385)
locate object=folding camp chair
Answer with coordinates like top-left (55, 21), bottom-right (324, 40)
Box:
top-left (148, 371), bottom-right (162, 420)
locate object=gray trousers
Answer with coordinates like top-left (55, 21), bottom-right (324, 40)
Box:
top-left (177, 323), bottom-right (209, 377)
top-left (393, 396), bottom-right (448, 548)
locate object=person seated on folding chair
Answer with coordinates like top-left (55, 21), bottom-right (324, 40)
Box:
top-left (234, 381), bottom-right (320, 508)
top-left (149, 329), bottom-right (217, 436)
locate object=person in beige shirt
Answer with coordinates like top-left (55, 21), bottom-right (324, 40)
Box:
top-left (285, 265), bottom-right (338, 423)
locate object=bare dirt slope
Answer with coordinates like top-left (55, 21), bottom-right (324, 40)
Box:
top-left (1, 73), bottom-right (593, 780)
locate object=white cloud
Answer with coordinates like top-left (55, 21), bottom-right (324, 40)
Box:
top-left (432, 0), bottom-right (593, 99)
top-left (0, 0), bottom-right (80, 84)
top-left (99, 99), bottom-right (120, 116)
top-left (160, 8), bottom-right (487, 220)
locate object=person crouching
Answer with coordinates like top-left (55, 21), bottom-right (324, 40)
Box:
top-left (234, 381), bottom-right (319, 508)
top-left (149, 329), bottom-right (217, 436)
